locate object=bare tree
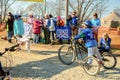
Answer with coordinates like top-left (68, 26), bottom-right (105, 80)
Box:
top-left (25, 3), bottom-right (44, 17)
top-left (0, 0), bottom-right (16, 21)
top-left (69, 0), bottom-right (107, 24)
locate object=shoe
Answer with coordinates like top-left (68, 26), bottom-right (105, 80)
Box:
top-left (84, 63), bottom-right (92, 70)
top-left (8, 40), bottom-right (12, 43)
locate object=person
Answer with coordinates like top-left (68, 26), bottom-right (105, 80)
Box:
top-left (49, 14), bottom-right (56, 44)
top-left (66, 15), bottom-right (72, 26)
top-left (91, 13), bottom-right (101, 42)
top-left (33, 17), bottom-right (42, 44)
top-left (56, 16), bottom-right (65, 27)
top-left (43, 14), bottom-right (51, 44)
top-left (99, 33), bottom-right (111, 52)
top-left (13, 15), bottom-right (24, 37)
top-left (74, 20), bottom-right (103, 64)
top-left (6, 13), bottom-right (14, 43)
top-left (18, 21), bottom-right (32, 53)
top-left (71, 11), bottom-right (78, 37)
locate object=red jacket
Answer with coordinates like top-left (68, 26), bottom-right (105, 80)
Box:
top-left (33, 20), bottom-right (42, 34)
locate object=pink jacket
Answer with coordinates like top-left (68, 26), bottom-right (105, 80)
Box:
top-left (33, 20), bottom-right (42, 34)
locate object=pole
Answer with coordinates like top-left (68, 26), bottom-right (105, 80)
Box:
top-left (44, 0), bottom-right (46, 13)
top-left (65, 0), bottom-right (69, 24)
top-left (58, 0), bottom-right (61, 16)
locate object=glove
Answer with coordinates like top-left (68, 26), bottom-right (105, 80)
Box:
top-left (74, 35), bottom-right (80, 40)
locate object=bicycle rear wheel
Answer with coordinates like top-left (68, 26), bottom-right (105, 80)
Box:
top-left (102, 52), bottom-right (117, 69)
top-left (83, 56), bottom-right (100, 76)
top-left (58, 44), bottom-right (76, 65)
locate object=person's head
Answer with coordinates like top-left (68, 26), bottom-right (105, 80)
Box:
top-left (67, 15), bottom-right (72, 20)
top-left (102, 33), bottom-right (109, 39)
top-left (57, 16), bottom-right (62, 21)
top-left (8, 12), bottom-right (12, 16)
top-left (93, 13), bottom-right (98, 19)
top-left (15, 15), bottom-right (18, 19)
top-left (49, 14), bottom-right (53, 18)
top-left (44, 13), bottom-right (49, 19)
top-left (84, 20), bottom-right (92, 28)
top-left (18, 15), bottom-right (21, 19)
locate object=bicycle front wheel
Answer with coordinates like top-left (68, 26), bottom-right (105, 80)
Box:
top-left (0, 56), bottom-right (12, 71)
top-left (58, 44), bottom-right (76, 65)
top-left (102, 52), bottom-right (117, 69)
top-left (83, 56), bottom-right (100, 76)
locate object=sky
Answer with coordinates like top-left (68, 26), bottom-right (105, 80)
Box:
top-left (10, 0), bottom-right (120, 18)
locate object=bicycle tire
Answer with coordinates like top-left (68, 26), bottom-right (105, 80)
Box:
top-left (83, 56), bottom-right (100, 76)
top-left (0, 56), bottom-right (12, 71)
top-left (102, 52), bottom-right (117, 69)
top-left (58, 44), bottom-right (76, 65)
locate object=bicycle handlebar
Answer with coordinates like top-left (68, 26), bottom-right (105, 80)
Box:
top-left (0, 44), bottom-right (19, 56)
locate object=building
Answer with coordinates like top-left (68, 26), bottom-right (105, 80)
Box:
top-left (101, 11), bottom-right (120, 28)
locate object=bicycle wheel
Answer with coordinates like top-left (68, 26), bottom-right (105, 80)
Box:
top-left (0, 56), bottom-right (12, 71)
top-left (58, 44), bottom-right (76, 65)
top-left (83, 56), bottom-right (100, 76)
top-left (102, 52), bottom-right (117, 69)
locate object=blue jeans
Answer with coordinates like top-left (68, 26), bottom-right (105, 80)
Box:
top-left (33, 34), bottom-right (40, 44)
top-left (7, 31), bottom-right (13, 40)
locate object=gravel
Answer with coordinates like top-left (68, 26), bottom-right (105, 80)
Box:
top-left (0, 39), bottom-right (120, 80)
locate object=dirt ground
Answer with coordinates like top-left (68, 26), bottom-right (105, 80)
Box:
top-left (0, 39), bottom-right (120, 80)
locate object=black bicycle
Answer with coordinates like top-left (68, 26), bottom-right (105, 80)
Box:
top-left (0, 44), bottom-right (19, 80)
top-left (58, 39), bottom-right (117, 75)
top-left (58, 39), bottom-right (100, 76)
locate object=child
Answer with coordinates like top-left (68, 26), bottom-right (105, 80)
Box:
top-left (74, 20), bottom-right (103, 64)
top-left (99, 33), bottom-right (111, 52)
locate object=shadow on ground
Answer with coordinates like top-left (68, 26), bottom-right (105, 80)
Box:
top-left (11, 50), bottom-right (79, 79)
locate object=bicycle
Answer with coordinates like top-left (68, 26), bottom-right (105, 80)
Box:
top-left (58, 39), bottom-right (100, 76)
top-left (0, 44), bottom-right (19, 80)
top-left (58, 39), bottom-right (117, 70)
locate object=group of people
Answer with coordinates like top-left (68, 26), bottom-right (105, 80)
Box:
top-left (74, 13), bottom-right (111, 64)
top-left (0, 11), bottom-right (112, 79)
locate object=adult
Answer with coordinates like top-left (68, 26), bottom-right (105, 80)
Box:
top-left (71, 11), bottom-right (78, 37)
top-left (14, 15), bottom-right (24, 37)
top-left (43, 14), bottom-right (51, 44)
top-left (6, 12), bottom-right (14, 43)
top-left (33, 17), bottom-right (42, 44)
top-left (49, 14), bottom-right (56, 44)
top-left (66, 15), bottom-right (72, 26)
top-left (91, 13), bottom-right (101, 42)
top-left (56, 16), bottom-right (64, 27)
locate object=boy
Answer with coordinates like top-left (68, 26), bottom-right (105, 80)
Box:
top-left (99, 33), bottom-right (111, 52)
top-left (74, 20), bottom-right (103, 64)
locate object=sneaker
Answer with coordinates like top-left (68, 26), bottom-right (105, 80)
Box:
top-left (84, 63), bottom-right (92, 70)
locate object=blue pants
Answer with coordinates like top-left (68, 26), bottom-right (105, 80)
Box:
top-left (33, 34), bottom-right (40, 44)
top-left (7, 31), bottom-right (13, 40)
top-left (50, 31), bottom-right (55, 41)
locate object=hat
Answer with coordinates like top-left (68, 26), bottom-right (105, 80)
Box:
top-left (14, 15), bottom-right (18, 19)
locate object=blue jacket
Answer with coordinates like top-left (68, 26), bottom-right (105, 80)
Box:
top-left (100, 37), bottom-right (111, 49)
top-left (74, 28), bottom-right (97, 48)
top-left (91, 18), bottom-right (101, 27)
top-left (14, 19), bottom-right (24, 36)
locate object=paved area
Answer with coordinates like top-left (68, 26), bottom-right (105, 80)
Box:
top-left (0, 40), bottom-right (120, 80)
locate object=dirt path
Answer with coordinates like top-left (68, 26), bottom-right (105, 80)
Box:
top-left (0, 40), bottom-right (120, 80)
